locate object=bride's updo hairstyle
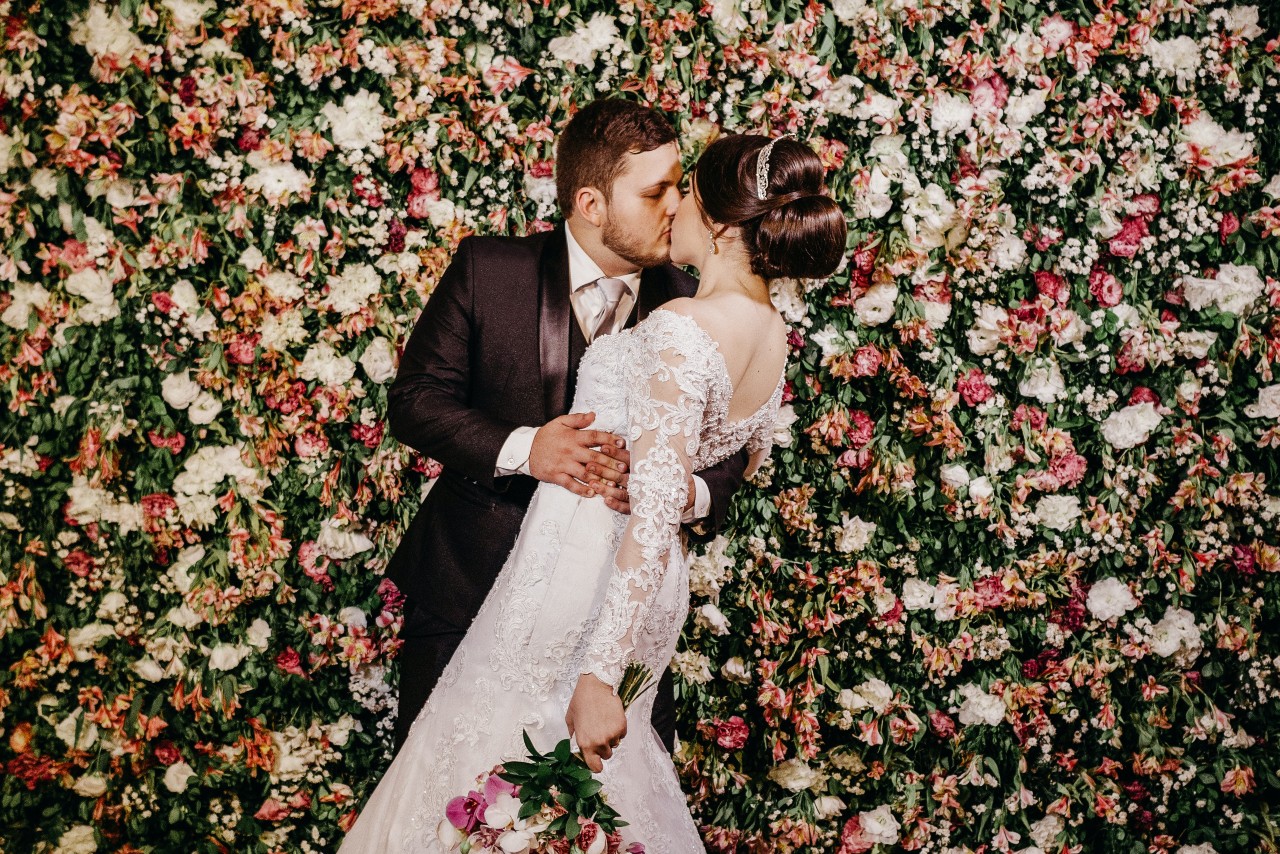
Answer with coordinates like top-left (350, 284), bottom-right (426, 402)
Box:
top-left (694, 134), bottom-right (847, 280)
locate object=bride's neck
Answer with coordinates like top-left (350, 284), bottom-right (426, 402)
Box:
top-left (695, 249), bottom-right (771, 305)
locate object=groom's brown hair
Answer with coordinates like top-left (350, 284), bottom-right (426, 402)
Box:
top-left (555, 99), bottom-right (677, 213)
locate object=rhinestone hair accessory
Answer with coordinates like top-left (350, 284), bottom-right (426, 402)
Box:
top-left (755, 135), bottom-right (789, 200)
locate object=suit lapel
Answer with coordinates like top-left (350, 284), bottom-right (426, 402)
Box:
top-left (630, 266), bottom-right (675, 327)
top-left (538, 226), bottom-right (572, 422)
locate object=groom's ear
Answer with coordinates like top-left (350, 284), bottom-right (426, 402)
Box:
top-left (572, 185), bottom-right (609, 229)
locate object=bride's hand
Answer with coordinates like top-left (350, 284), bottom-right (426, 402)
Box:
top-left (566, 672), bottom-right (627, 773)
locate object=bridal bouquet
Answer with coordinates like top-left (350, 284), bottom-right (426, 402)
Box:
top-left (438, 665), bottom-right (655, 854)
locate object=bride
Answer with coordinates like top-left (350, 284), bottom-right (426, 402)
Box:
top-left (339, 134), bottom-right (846, 852)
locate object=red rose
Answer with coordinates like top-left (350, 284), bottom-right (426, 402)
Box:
top-left (151, 292), bottom-right (175, 314)
top-left (1034, 270), bottom-right (1069, 304)
top-left (153, 742), bottom-right (181, 765)
top-left (847, 410), bottom-right (874, 447)
top-left (714, 716), bottom-right (750, 750)
top-left (1128, 386), bottom-right (1159, 406)
top-left (64, 549), bottom-right (95, 577)
top-left (1108, 216), bottom-right (1148, 258)
top-left (276, 647), bottom-right (306, 677)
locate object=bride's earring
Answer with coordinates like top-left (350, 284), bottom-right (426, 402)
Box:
top-left (707, 228), bottom-right (718, 255)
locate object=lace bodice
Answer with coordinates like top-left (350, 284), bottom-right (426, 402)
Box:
top-left (574, 308), bottom-right (782, 687)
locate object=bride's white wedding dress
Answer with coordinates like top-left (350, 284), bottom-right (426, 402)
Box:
top-left (339, 308), bottom-right (780, 853)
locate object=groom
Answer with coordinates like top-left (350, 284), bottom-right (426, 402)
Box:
top-left (385, 99), bottom-right (749, 752)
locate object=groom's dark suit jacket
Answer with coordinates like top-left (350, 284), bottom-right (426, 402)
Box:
top-left (385, 224), bottom-right (748, 637)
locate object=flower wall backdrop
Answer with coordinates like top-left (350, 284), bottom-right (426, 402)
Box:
top-left (1, 0), bottom-right (1279, 852)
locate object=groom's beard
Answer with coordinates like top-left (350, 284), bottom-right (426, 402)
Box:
top-left (601, 214), bottom-right (670, 270)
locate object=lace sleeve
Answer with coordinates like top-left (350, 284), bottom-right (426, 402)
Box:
top-left (581, 313), bottom-right (709, 688)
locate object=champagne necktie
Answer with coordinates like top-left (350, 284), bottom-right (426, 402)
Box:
top-left (590, 277), bottom-right (629, 341)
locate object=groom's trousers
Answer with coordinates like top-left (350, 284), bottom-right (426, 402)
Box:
top-left (393, 596), bottom-right (678, 755)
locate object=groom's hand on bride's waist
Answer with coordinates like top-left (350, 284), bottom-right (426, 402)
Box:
top-left (530, 412), bottom-right (630, 505)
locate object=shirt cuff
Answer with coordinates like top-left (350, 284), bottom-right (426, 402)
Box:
top-left (682, 475), bottom-right (711, 524)
top-left (495, 426), bottom-right (537, 477)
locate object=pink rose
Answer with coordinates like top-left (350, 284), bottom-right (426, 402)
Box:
top-left (850, 344), bottom-right (883, 377)
top-left (837, 816), bottom-right (875, 854)
top-left (1108, 216), bottom-right (1148, 258)
top-left (848, 410), bottom-right (874, 447)
top-left (254, 798), bottom-right (291, 822)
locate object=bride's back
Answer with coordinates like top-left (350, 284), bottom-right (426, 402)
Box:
top-left (661, 295), bottom-right (789, 424)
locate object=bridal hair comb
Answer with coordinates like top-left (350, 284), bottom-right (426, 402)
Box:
top-left (755, 135), bottom-right (791, 200)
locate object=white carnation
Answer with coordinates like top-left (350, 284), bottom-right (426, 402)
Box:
top-left (1144, 36), bottom-right (1200, 88)
top-left (968, 476), bottom-right (994, 501)
top-left (260, 309), bottom-right (308, 352)
top-left (967, 303), bottom-right (1006, 355)
top-left (1180, 263), bottom-right (1264, 316)
top-left (72, 774), bottom-right (108, 798)
top-left (957, 682), bottom-right (1006, 726)
top-left (1086, 577), bottom-right (1138, 621)
top-left (54, 824), bottom-right (99, 854)
top-left (902, 578), bottom-right (935, 611)
top-left (186, 391), bottom-right (222, 425)
top-left (695, 603), bottom-right (731, 636)
top-left (243, 152), bottom-right (313, 205)
top-left (316, 517), bottom-right (374, 559)
top-left (989, 233), bottom-right (1028, 271)
top-left (1100, 401), bottom-right (1162, 450)
top-left (1004, 88), bottom-right (1047, 129)
top-left (939, 464), bottom-right (970, 489)
top-left (930, 91), bottom-right (974, 137)
top-left (1149, 606), bottom-right (1203, 665)
top-left (546, 12), bottom-right (618, 67)
top-left (1179, 114), bottom-right (1255, 168)
top-left (1019, 358), bottom-right (1066, 404)
top-left (298, 342), bottom-right (357, 387)
top-left (855, 283), bottom-right (898, 326)
top-left (69, 3), bottom-right (144, 59)
top-left (830, 0), bottom-right (870, 25)
top-left (325, 262), bottom-right (382, 315)
top-left (1035, 494), bottom-right (1081, 531)
top-left (834, 514), bottom-right (876, 553)
top-left (262, 270), bottom-right (305, 302)
top-left (321, 90), bottom-right (388, 152)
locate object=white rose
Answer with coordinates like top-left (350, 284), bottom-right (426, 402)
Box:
top-left (1086, 577), bottom-right (1138, 622)
top-left (243, 153), bottom-right (313, 205)
top-left (968, 476), bottom-right (994, 501)
top-left (834, 514), bottom-right (876, 553)
top-left (1, 280), bottom-right (52, 329)
top-left (1101, 401), bottom-right (1162, 450)
top-left (852, 166), bottom-right (893, 220)
top-left (166, 603), bottom-right (203, 630)
top-left (329, 714), bottom-right (357, 747)
top-left (186, 391), bottom-right (223, 425)
top-left (854, 678), bottom-right (894, 714)
top-left (69, 3), bottom-right (144, 60)
top-left (859, 805), bottom-right (901, 845)
top-left (161, 371), bottom-right (201, 409)
top-left (814, 795), bottom-right (847, 820)
top-left (72, 774), bottom-right (108, 798)
top-left (339, 606), bottom-right (368, 629)
top-left (132, 657), bottom-right (166, 682)
top-left (1149, 607), bottom-right (1202, 665)
top-left (1176, 330), bottom-right (1218, 359)
top-left (56, 709), bottom-right (99, 750)
top-left (939, 464), bottom-right (970, 489)
top-left (695, 603), bottom-right (731, 636)
top-left (1034, 494), bottom-right (1081, 531)
top-left (164, 761), bottom-right (196, 793)
top-left (957, 682), bottom-right (1006, 726)
top-left (246, 618), bottom-right (272, 650)
top-left (1181, 263), bottom-right (1264, 315)
top-left (1019, 358), bottom-right (1066, 404)
top-left (921, 299), bottom-right (951, 330)
top-left (772, 404), bottom-right (798, 448)
top-left (902, 578), bottom-right (935, 611)
top-left (1245, 385), bottom-right (1280, 420)
top-left (65, 268), bottom-right (114, 304)
top-left (161, 0), bottom-right (213, 31)
top-left (854, 283), bottom-right (898, 326)
top-left (767, 758), bottom-right (824, 792)
top-left (208, 643), bottom-right (249, 671)
top-left (54, 824), bottom-right (99, 854)
top-left (720, 657), bottom-right (752, 684)
top-left (359, 337), bottom-right (398, 384)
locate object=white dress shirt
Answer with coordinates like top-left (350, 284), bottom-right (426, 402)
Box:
top-left (494, 224), bottom-right (710, 522)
